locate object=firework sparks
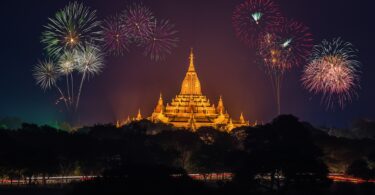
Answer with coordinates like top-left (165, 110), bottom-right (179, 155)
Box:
top-left (122, 3), bottom-right (154, 42)
top-left (302, 38), bottom-right (361, 109)
top-left (33, 60), bottom-right (60, 90)
top-left (255, 19), bottom-right (313, 115)
top-left (259, 19), bottom-right (313, 72)
top-left (75, 44), bottom-right (105, 110)
top-left (41, 1), bottom-right (102, 57)
top-left (75, 45), bottom-right (104, 76)
top-left (33, 59), bottom-right (70, 109)
top-left (143, 19), bottom-right (178, 61)
top-left (57, 50), bottom-right (76, 75)
top-left (58, 50), bottom-right (76, 105)
top-left (232, 0), bottom-right (282, 47)
top-left (102, 13), bottom-right (131, 56)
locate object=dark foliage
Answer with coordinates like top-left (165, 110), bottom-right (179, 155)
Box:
top-left (0, 115), bottom-right (374, 194)
top-left (233, 115), bottom-right (330, 191)
top-left (347, 159), bottom-right (373, 180)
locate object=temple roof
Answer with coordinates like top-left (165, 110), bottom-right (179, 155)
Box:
top-left (136, 109), bottom-right (142, 120)
top-left (188, 48), bottom-right (195, 72)
top-left (180, 49), bottom-right (202, 95)
top-left (147, 49), bottom-right (250, 132)
top-left (154, 93), bottom-right (164, 113)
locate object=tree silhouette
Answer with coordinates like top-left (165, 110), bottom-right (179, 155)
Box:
top-left (347, 159), bottom-right (372, 180)
top-left (235, 115), bottom-right (329, 190)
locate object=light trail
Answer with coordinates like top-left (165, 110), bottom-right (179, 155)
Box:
top-left (1, 173), bottom-right (374, 185)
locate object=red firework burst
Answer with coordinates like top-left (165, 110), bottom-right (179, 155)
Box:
top-left (122, 3), bottom-right (154, 42)
top-left (259, 19), bottom-right (313, 71)
top-left (302, 38), bottom-right (361, 109)
top-left (142, 20), bottom-right (179, 61)
top-left (232, 0), bottom-right (282, 48)
top-left (102, 14), bottom-right (131, 56)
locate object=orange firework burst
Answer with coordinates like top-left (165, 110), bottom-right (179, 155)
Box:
top-left (259, 19), bottom-right (313, 72)
top-left (257, 19), bottom-right (313, 115)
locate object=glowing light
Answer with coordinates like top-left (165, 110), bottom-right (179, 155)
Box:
top-left (33, 59), bottom-right (60, 90)
top-left (257, 19), bottom-right (313, 114)
top-left (260, 19), bottom-right (313, 71)
top-left (232, 0), bottom-right (282, 47)
top-left (281, 38), bottom-right (292, 48)
top-left (74, 44), bottom-right (105, 110)
top-left (302, 38), bottom-right (361, 109)
top-left (102, 13), bottom-right (131, 56)
top-left (57, 51), bottom-right (75, 75)
top-left (122, 3), bottom-right (154, 41)
top-left (142, 19), bottom-right (179, 61)
top-left (41, 2), bottom-right (102, 57)
top-left (251, 12), bottom-right (263, 23)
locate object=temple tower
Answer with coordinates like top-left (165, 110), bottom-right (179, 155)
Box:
top-left (147, 49), bottom-right (250, 131)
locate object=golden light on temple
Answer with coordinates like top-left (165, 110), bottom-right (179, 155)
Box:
top-left (117, 49), bottom-right (251, 131)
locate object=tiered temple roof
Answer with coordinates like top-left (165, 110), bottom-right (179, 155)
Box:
top-left (149, 49), bottom-right (249, 131)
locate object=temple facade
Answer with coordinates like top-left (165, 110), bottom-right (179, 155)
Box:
top-left (148, 49), bottom-right (250, 131)
top-left (117, 49), bottom-right (250, 131)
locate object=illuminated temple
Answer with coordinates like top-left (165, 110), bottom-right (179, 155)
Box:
top-left (119, 49), bottom-right (250, 131)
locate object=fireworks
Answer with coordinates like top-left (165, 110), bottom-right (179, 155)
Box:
top-left (33, 59), bottom-right (70, 109)
top-left (75, 44), bottom-right (105, 110)
top-left (41, 1), bottom-right (102, 57)
top-left (119, 3), bottom-right (179, 60)
top-left (102, 14), bottom-right (131, 56)
top-left (57, 50), bottom-right (76, 75)
top-left (232, 0), bottom-right (282, 47)
top-left (40, 1), bottom-right (104, 111)
top-left (232, 0), bottom-right (314, 114)
top-left (33, 60), bottom-right (60, 90)
top-left (75, 45), bottom-right (104, 76)
top-left (122, 3), bottom-right (154, 41)
top-left (259, 19), bottom-right (313, 71)
top-left (58, 50), bottom-right (76, 105)
top-left (143, 19), bottom-right (179, 61)
top-left (35, 1), bottom-right (179, 115)
top-left (302, 38), bottom-right (361, 109)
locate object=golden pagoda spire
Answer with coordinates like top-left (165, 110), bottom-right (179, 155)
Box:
top-left (155, 93), bottom-right (164, 113)
top-left (219, 95), bottom-right (223, 104)
top-left (136, 109), bottom-right (142, 121)
top-left (240, 112), bottom-right (245, 123)
top-left (147, 48), bottom-right (251, 131)
top-left (180, 49), bottom-right (202, 95)
top-left (158, 93), bottom-right (163, 106)
top-left (217, 95), bottom-right (225, 113)
top-left (188, 48), bottom-right (195, 72)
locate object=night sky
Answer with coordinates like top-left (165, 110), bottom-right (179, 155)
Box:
top-left (1, 0), bottom-right (374, 127)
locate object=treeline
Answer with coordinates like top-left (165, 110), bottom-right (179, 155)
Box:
top-left (321, 119), bottom-right (375, 140)
top-left (0, 115), bottom-right (374, 194)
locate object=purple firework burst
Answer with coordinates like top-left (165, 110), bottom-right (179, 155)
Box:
top-left (232, 0), bottom-right (282, 48)
top-left (143, 20), bottom-right (178, 61)
top-left (102, 14), bottom-right (131, 56)
top-left (122, 3), bottom-right (154, 42)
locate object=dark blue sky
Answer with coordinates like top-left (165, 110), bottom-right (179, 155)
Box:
top-left (0, 0), bottom-right (374, 128)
